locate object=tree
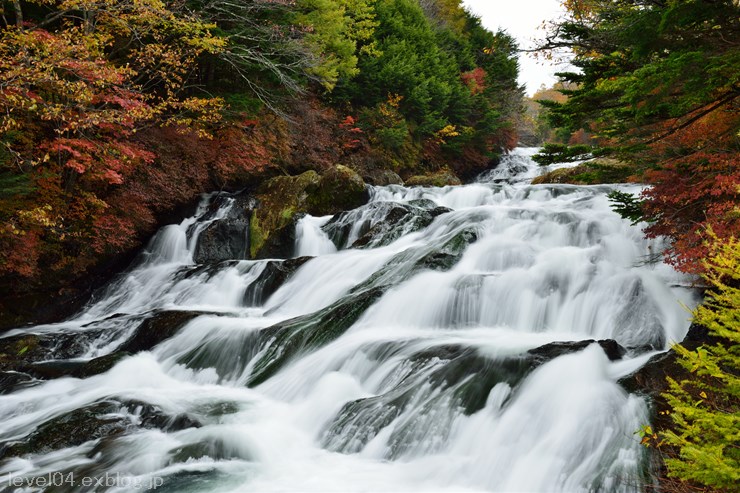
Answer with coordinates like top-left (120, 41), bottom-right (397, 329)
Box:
top-left (540, 0), bottom-right (740, 272)
top-left (0, 0), bottom-right (225, 280)
top-left (660, 234), bottom-right (740, 490)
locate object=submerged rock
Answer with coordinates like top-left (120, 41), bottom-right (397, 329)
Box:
top-left (243, 257), bottom-right (313, 306)
top-left (246, 286), bottom-right (386, 386)
top-left (321, 201), bottom-right (451, 251)
top-left (0, 399), bottom-right (201, 460)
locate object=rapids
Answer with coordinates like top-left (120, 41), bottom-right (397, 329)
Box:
top-left (0, 148), bottom-right (697, 492)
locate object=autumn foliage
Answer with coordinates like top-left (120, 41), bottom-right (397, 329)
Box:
top-left (640, 109), bottom-right (740, 273)
top-left (0, 0), bottom-right (226, 286)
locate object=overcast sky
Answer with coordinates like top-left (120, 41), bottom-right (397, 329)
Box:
top-left (462, 0), bottom-right (569, 95)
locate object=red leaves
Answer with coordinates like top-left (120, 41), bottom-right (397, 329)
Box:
top-left (461, 67), bottom-right (486, 95)
top-left (338, 115), bottom-right (365, 151)
top-left (639, 108), bottom-right (740, 273)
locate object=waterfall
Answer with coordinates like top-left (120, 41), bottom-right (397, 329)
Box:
top-left (0, 148), bottom-right (697, 492)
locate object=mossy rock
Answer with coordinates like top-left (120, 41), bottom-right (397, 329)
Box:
top-left (308, 165), bottom-right (369, 215)
top-left (246, 286), bottom-right (386, 386)
top-left (361, 168), bottom-right (404, 186)
top-left (532, 158), bottom-right (635, 185)
top-left (250, 166), bottom-right (369, 259)
top-left (404, 168), bottom-right (462, 187)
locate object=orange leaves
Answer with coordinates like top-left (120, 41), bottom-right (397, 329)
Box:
top-left (639, 107), bottom-right (740, 273)
top-left (461, 67), bottom-right (486, 95)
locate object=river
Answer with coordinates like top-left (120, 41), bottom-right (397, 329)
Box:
top-left (0, 148), bottom-right (697, 492)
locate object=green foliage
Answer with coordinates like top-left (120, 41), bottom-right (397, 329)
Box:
top-left (532, 144), bottom-right (592, 166)
top-left (296, 0), bottom-right (378, 90)
top-left (661, 234), bottom-right (740, 490)
top-left (542, 0), bottom-right (739, 143)
top-left (329, 0), bottom-right (521, 169)
top-left (607, 190), bottom-right (643, 225)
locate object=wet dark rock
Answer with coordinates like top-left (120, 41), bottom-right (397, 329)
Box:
top-left (169, 437), bottom-right (246, 463)
top-left (243, 257), bottom-right (312, 306)
top-left (27, 352), bottom-right (131, 380)
top-left (0, 329), bottom-right (110, 376)
top-left (0, 371), bottom-right (35, 394)
top-left (117, 310), bottom-right (210, 354)
top-left (528, 339), bottom-right (626, 364)
top-left (0, 399), bottom-right (202, 460)
top-left (247, 286), bottom-right (386, 386)
top-left (322, 201), bottom-right (450, 251)
top-left (415, 228), bottom-right (478, 272)
top-left (193, 193), bottom-right (256, 264)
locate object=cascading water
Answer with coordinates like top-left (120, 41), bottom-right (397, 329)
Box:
top-left (0, 148), bottom-right (697, 492)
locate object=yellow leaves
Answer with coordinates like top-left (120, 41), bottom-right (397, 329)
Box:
top-left (434, 124), bottom-right (460, 144)
top-left (386, 93), bottom-right (403, 108)
top-left (17, 205), bottom-right (58, 228)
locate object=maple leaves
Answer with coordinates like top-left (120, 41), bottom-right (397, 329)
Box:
top-left (0, 0), bottom-right (228, 282)
top-left (639, 108), bottom-right (740, 273)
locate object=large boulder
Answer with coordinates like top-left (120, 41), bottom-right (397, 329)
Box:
top-left (404, 167), bottom-right (462, 187)
top-left (250, 166), bottom-right (369, 258)
top-left (308, 165), bottom-right (369, 216)
top-left (532, 158), bottom-right (635, 185)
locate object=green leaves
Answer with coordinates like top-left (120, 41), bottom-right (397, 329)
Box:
top-left (659, 235), bottom-right (740, 490)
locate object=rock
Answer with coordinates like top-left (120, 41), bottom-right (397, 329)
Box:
top-left (118, 310), bottom-right (209, 354)
top-left (527, 339), bottom-right (626, 364)
top-left (247, 286), bottom-right (387, 386)
top-left (250, 167), bottom-right (369, 258)
top-left (308, 165), bottom-right (369, 216)
top-left (404, 168), bottom-right (462, 187)
top-left (0, 371), bottom-right (35, 394)
top-left (414, 228), bottom-right (478, 272)
top-left (193, 193), bottom-right (256, 264)
top-left (0, 311), bottom-right (203, 382)
top-left (27, 352), bottom-right (132, 380)
top-left (243, 257), bottom-right (313, 306)
top-left (349, 203), bottom-right (450, 250)
top-left (0, 400), bottom-right (201, 460)
top-left (532, 158), bottom-right (634, 185)
top-left (362, 168), bottom-right (404, 186)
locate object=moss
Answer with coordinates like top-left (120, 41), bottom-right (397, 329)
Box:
top-left (532, 158), bottom-right (636, 185)
top-left (404, 168), bottom-right (462, 187)
top-left (249, 212), bottom-right (265, 259)
top-left (249, 166), bottom-right (368, 258)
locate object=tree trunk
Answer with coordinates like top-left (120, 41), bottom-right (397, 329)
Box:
top-left (13, 0), bottom-right (23, 28)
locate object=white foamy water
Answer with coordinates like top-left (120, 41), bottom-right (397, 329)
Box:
top-left (0, 148), bottom-right (697, 492)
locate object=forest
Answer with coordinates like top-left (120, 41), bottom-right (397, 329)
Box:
top-left (0, 0), bottom-right (521, 302)
top-left (0, 0), bottom-right (738, 492)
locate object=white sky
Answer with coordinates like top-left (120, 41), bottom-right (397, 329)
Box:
top-left (462, 0), bottom-right (569, 95)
